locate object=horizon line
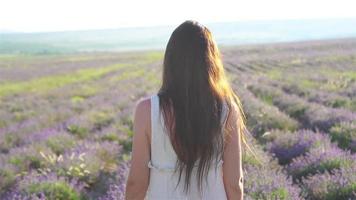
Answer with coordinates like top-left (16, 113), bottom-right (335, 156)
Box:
top-left (2, 16), bottom-right (356, 35)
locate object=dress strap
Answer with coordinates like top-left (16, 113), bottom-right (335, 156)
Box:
top-left (150, 94), bottom-right (159, 150)
top-left (149, 94), bottom-right (176, 171)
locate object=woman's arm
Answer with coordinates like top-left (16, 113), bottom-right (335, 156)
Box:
top-left (223, 104), bottom-right (244, 200)
top-left (125, 98), bottom-right (151, 200)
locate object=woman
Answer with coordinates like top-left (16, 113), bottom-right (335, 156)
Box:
top-left (125, 20), bottom-right (247, 200)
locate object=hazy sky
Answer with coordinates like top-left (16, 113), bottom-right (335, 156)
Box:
top-left (1, 0), bottom-right (356, 32)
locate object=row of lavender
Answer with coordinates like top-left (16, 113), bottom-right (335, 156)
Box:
top-left (225, 39), bottom-right (356, 199)
top-left (0, 52), bottom-right (162, 199)
top-left (1, 49), bottom-right (301, 199)
top-left (1, 38), bottom-right (355, 199)
top-left (242, 83), bottom-right (356, 199)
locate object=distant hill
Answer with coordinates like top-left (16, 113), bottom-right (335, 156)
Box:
top-left (0, 29), bottom-right (16, 33)
top-left (1, 18), bottom-right (356, 54)
top-left (0, 26), bottom-right (174, 54)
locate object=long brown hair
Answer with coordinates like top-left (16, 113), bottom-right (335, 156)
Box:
top-left (157, 20), bottom-right (249, 194)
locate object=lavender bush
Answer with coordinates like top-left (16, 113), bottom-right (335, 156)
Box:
top-left (247, 84), bottom-right (310, 121)
top-left (329, 121), bottom-right (356, 152)
top-left (2, 171), bottom-right (85, 200)
top-left (1, 39), bottom-right (356, 199)
top-left (242, 136), bottom-right (301, 199)
top-left (38, 141), bottom-right (123, 187)
top-left (248, 83), bottom-right (356, 132)
top-left (244, 165), bottom-right (302, 200)
top-left (282, 83), bottom-right (356, 112)
top-left (6, 145), bottom-right (53, 173)
top-left (266, 129), bottom-right (333, 165)
top-left (235, 87), bottom-right (299, 137)
top-left (0, 158), bottom-right (17, 195)
top-left (301, 165), bottom-right (356, 200)
top-left (287, 147), bottom-right (356, 182)
top-left (98, 161), bottom-right (130, 200)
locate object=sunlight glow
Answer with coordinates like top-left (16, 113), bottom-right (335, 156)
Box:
top-left (1, 0), bottom-right (356, 32)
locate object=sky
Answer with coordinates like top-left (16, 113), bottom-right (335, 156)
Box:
top-left (1, 0), bottom-right (356, 33)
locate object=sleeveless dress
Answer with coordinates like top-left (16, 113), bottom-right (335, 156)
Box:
top-left (145, 94), bottom-right (230, 200)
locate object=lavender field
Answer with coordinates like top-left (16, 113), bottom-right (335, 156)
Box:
top-left (0, 38), bottom-right (355, 199)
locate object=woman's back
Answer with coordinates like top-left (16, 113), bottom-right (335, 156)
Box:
top-left (125, 20), bottom-right (244, 200)
top-left (146, 94), bottom-right (229, 200)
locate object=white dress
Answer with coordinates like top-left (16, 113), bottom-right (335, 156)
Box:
top-left (145, 94), bottom-right (229, 200)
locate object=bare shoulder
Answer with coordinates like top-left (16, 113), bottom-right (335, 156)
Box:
top-left (226, 102), bottom-right (240, 127)
top-left (224, 102), bottom-right (241, 144)
top-left (135, 96), bottom-right (151, 114)
top-left (133, 96), bottom-right (152, 140)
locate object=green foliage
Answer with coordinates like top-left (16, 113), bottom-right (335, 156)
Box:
top-left (71, 96), bottom-right (85, 104)
top-left (330, 122), bottom-right (356, 152)
top-left (242, 150), bottom-right (262, 168)
top-left (100, 132), bottom-right (132, 153)
top-left (100, 133), bottom-right (119, 142)
top-left (0, 168), bottom-right (16, 194)
top-left (253, 92), bottom-right (274, 106)
top-left (46, 134), bottom-right (76, 155)
top-left (67, 125), bottom-right (89, 139)
top-left (143, 51), bottom-right (164, 62)
top-left (0, 64), bottom-right (125, 97)
top-left (38, 151), bottom-right (93, 184)
top-left (293, 158), bottom-right (353, 181)
top-left (0, 133), bottom-right (21, 153)
top-left (266, 69), bottom-right (283, 80)
top-left (247, 179), bottom-right (293, 200)
top-left (90, 111), bottom-right (115, 131)
top-left (322, 183), bottom-right (356, 200)
top-left (270, 188), bottom-right (289, 200)
top-left (27, 181), bottom-right (81, 200)
top-left (120, 116), bottom-right (134, 136)
top-left (9, 151), bottom-right (45, 171)
top-left (118, 138), bottom-right (132, 153)
top-left (110, 67), bottom-right (146, 82)
top-left (71, 84), bottom-right (99, 99)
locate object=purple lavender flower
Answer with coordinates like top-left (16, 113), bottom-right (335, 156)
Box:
top-left (2, 171), bottom-right (85, 200)
top-left (98, 162), bottom-right (130, 200)
top-left (287, 147), bottom-right (356, 182)
top-left (237, 86), bottom-right (299, 137)
top-left (247, 83), bottom-right (356, 132)
top-left (244, 165), bottom-right (302, 200)
top-left (266, 129), bottom-right (333, 165)
top-left (329, 121), bottom-right (356, 153)
top-left (301, 165), bottom-right (356, 200)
